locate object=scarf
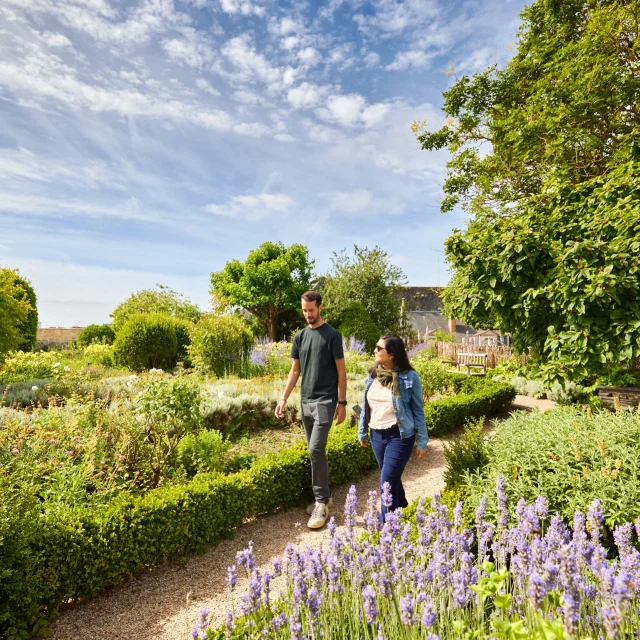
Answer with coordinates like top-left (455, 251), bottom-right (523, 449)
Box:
top-left (376, 366), bottom-right (401, 398)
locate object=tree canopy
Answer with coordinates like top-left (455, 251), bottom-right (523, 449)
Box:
top-left (1, 270), bottom-right (38, 352)
top-left (320, 245), bottom-right (407, 334)
top-left (418, 0), bottom-right (640, 381)
top-left (110, 285), bottom-right (201, 333)
top-left (210, 242), bottom-right (313, 341)
top-left (0, 268), bottom-right (32, 361)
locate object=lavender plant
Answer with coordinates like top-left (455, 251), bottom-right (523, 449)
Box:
top-left (208, 481), bottom-right (640, 639)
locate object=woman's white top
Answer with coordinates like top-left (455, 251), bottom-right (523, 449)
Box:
top-left (367, 378), bottom-right (397, 430)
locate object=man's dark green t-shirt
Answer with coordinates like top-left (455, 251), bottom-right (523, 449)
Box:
top-left (291, 323), bottom-right (344, 403)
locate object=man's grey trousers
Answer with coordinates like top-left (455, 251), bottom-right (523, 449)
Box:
top-left (301, 399), bottom-right (336, 504)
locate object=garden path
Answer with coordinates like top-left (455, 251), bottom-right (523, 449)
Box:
top-left (51, 395), bottom-right (555, 640)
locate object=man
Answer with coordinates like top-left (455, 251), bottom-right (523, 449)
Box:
top-left (275, 290), bottom-right (347, 529)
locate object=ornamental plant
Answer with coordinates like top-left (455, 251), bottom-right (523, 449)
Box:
top-left (207, 481), bottom-right (640, 640)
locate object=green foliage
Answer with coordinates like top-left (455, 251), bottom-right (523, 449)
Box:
top-left (167, 316), bottom-right (192, 366)
top-left (189, 314), bottom-right (252, 377)
top-left (418, 0), bottom-right (640, 383)
top-left (424, 378), bottom-right (516, 437)
top-left (210, 242), bottom-right (313, 341)
top-left (0, 379), bottom-right (52, 408)
top-left (434, 329), bottom-right (454, 343)
top-left (412, 354), bottom-right (453, 401)
top-left (337, 302), bottom-right (379, 353)
top-left (132, 374), bottom-right (203, 488)
top-left (176, 430), bottom-right (228, 477)
top-left (0, 351), bottom-right (63, 384)
top-left (443, 416), bottom-right (489, 491)
top-left (0, 421), bottom-right (376, 637)
top-left (465, 407), bottom-right (640, 535)
top-left (82, 343), bottom-right (114, 368)
top-left (0, 268), bottom-right (31, 361)
top-left (321, 245), bottom-right (407, 333)
top-left (112, 313), bottom-right (179, 371)
top-left (76, 324), bottom-right (116, 347)
top-left (3, 271), bottom-right (38, 353)
top-left (110, 285), bottom-right (201, 333)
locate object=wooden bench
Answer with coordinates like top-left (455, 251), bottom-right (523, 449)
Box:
top-left (442, 353), bottom-right (487, 376)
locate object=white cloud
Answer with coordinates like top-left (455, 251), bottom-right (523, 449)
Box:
top-left (316, 93), bottom-right (391, 127)
top-left (355, 0), bottom-right (439, 36)
top-left (297, 47), bottom-right (321, 67)
top-left (42, 32), bottom-right (73, 48)
top-left (287, 82), bottom-right (325, 109)
top-left (162, 34), bottom-right (214, 68)
top-left (280, 36), bottom-right (299, 51)
top-left (386, 49), bottom-right (436, 71)
top-left (219, 0), bottom-right (265, 17)
top-left (204, 192), bottom-right (295, 219)
top-left (221, 35), bottom-right (282, 84)
top-left (232, 89), bottom-right (262, 104)
top-left (232, 122), bottom-right (271, 137)
top-left (196, 78), bottom-right (221, 96)
top-left (274, 133), bottom-right (296, 142)
top-left (363, 51), bottom-right (380, 67)
top-left (321, 188), bottom-right (405, 215)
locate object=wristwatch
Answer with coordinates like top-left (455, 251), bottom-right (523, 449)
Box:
top-left (337, 400), bottom-right (347, 406)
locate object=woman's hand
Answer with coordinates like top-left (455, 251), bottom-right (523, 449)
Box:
top-left (415, 448), bottom-right (426, 461)
top-left (360, 440), bottom-right (369, 447)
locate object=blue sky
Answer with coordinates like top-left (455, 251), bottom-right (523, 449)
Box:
top-left (0, 0), bottom-right (526, 326)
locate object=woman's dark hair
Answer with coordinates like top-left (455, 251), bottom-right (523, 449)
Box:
top-left (369, 333), bottom-right (414, 377)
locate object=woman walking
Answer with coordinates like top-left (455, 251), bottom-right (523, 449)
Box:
top-left (358, 334), bottom-right (428, 519)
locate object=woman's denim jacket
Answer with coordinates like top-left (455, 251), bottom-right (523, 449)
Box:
top-left (358, 369), bottom-right (429, 451)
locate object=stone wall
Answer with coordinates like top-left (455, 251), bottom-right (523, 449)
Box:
top-left (36, 327), bottom-right (83, 349)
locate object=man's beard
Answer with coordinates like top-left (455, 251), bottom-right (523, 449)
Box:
top-left (306, 314), bottom-right (318, 325)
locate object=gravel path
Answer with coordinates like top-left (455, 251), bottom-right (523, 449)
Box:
top-left (51, 395), bottom-right (555, 640)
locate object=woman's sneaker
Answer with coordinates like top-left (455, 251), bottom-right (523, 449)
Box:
top-left (307, 502), bottom-right (330, 529)
top-left (306, 496), bottom-right (333, 515)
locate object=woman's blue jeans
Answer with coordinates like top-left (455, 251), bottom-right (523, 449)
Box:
top-left (370, 425), bottom-right (415, 520)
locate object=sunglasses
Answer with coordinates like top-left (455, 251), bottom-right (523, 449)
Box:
top-left (374, 345), bottom-right (387, 352)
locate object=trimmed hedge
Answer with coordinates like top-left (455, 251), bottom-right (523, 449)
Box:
top-left (425, 377), bottom-right (516, 437)
top-left (0, 422), bottom-right (377, 637)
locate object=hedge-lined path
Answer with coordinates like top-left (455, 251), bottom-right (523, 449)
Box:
top-left (51, 395), bottom-right (555, 640)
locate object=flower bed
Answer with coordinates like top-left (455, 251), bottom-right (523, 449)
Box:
top-left (0, 421), bottom-right (377, 637)
top-left (204, 482), bottom-right (640, 640)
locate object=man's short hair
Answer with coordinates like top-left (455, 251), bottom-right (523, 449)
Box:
top-left (301, 290), bottom-right (322, 305)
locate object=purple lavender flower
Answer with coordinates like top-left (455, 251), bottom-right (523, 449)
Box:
top-left (400, 594), bottom-right (415, 626)
top-left (587, 499), bottom-right (605, 542)
top-left (421, 599), bottom-right (436, 627)
top-left (272, 613), bottom-right (287, 633)
top-left (527, 571), bottom-right (550, 610)
top-left (362, 585), bottom-right (378, 624)
top-left (381, 482), bottom-right (393, 508)
top-left (226, 565), bottom-right (237, 592)
top-left (344, 485), bottom-right (358, 529)
top-left (272, 557), bottom-right (283, 577)
top-left (224, 611), bottom-right (234, 640)
top-left (190, 627), bottom-right (199, 639)
top-left (496, 474), bottom-right (508, 528)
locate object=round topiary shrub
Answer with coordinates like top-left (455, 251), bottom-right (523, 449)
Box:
top-left (167, 317), bottom-right (192, 367)
top-left (112, 313), bottom-right (178, 371)
top-left (76, 324), bottom-right (116, 347)
top-left (189, 314), bottom-right (252, 377)
top-left (338, 302), bottom-right (380, 353)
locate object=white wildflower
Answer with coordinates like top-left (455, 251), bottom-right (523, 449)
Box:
top-left (31, 385), bottom-right (38, 391)
top-left (218, 391), bottom-right (225, 398)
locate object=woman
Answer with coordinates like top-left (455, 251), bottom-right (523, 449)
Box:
top-left (358, 334), bottom-right (428, 519)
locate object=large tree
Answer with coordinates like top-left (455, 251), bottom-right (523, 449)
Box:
top-left (0, 268), bottom-right (32, 361)
top-left (418, 0), bottom-right (640, 382)
top-left (111, 285), bottom-right (201, 333)
top-left (320, 245), bottom-right (407, 333)
top-left (210, 242), bottom-right (314, 341)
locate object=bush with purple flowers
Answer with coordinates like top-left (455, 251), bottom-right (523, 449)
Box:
top-left (210, 481), bottom-right (640, 639)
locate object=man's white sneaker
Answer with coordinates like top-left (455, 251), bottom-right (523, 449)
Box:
top-left (306, 496), bottom-right (333, 516)
top-left (307, 502), bottom-right (329, 529)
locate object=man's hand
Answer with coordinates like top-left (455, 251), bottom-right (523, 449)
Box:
top-left (275, 399), bottom-right (287, 419)
top-left (360, 439), bottom-right (369, 447)
top-left (335, 403), bottom-right (346, 424)
top-left (415, 448), bottom-right (426, 461)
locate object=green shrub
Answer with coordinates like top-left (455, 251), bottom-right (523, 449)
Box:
top-left (443, 416), bottom-right (489, 491)
top-left (413, 354), bottom-right (453, 400)
top-left (82, 344), bottom-right (114, 367)
top-left (0, 421), bottom-right (376, 637)
top-left (202, 394), bottom-right (298, 438)
top-left (189, 314), bottom-right (252, 377)
top-left (547, 380), bottom-right (586, 404)
top-left (424, 379), bottom-right (516, 437)
top-left (337, 302), bottom-right (380, 353)
top-left (168, 317), bottom-right (192, 367)
top-left (0, 351), bottom-right (62, 384)
top-left (76, 324), bottom-right (116, 347)
top-left (112, 313), bottom-right (178, 371)
top-left (0, 379), bottom-right (52, 408)
top-left (465, 407), bottom-right (640, 536)
top-left (177, 430), bottom-right (228, 477)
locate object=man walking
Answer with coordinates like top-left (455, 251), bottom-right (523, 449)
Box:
top-left (275, 291), bottom-right (347, 529)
